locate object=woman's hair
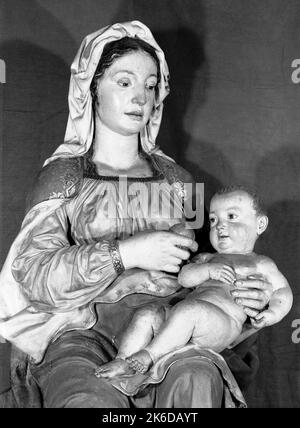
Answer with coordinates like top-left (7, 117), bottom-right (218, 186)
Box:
top-left (90, 36), bottom-right (161, 103)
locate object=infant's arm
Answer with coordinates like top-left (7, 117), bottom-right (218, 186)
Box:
top-left (178, 253), bottom-right (236, 288)
top-left (178, 253), bottom-right (214, 288)
top-left (255, 256), bottom-right (293, 326)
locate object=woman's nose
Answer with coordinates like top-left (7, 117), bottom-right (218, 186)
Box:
top-left (132, 87), bottom-right (147, 106)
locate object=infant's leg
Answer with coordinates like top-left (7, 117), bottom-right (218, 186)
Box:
top-left (125, 301), bottom-right (197, 374)
top-left (143, 299), bottom-right (242, 362)
top-left (117, 304), bottom-right (166, 358)
top-left (95, 304), bottom-right (166, 378)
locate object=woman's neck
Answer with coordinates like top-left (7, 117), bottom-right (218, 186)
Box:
top-left (92, 122), bottom-right (140, 171)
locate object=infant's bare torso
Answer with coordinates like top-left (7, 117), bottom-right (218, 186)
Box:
top-left (187, 253), bottom-right (263, 326)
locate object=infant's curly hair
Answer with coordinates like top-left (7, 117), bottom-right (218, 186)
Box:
top-left (212, 185), bottom-right (267, 217)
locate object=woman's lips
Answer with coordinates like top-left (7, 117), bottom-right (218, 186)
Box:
top-left (125, 111), bottom-right (144, 121)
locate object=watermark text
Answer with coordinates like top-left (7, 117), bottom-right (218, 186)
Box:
top-left (291, 319), bottom-right (300, 344)
top-left (92, 177), bottom-right (204, 229)
top-left (291, 59), bottom-right (300, 84)
top-left (0, 59), bottom-right (6, 83)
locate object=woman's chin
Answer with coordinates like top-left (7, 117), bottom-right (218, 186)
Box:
top-left (121, 117), bottom-right (149, 135)
top-left (118, 124), bottom-right (147, 137)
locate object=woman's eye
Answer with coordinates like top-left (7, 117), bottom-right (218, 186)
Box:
top-left (228, 213), bottom-right (237, 220)
top-left (146, 82), bottom-right (157, 91)
top-left (118, 79), bottom-right (130, 87)
top-left (209, 217), bottom-right (216, 225)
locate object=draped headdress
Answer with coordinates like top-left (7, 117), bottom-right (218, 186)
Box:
top-left (44, 20), bottom-right (171, 166)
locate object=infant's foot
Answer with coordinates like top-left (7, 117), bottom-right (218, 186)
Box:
top-left (94, 358), bottom-right (135, 379)
top-left (126, 350), bottom-right (153, 374)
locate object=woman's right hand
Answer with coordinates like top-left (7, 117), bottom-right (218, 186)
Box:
top-left (118, 231), bottom-right (198, 273)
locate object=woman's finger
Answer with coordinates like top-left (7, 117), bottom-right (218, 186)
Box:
top-left (164, 264), bottom-right (180, 273)
top-left (235, 278), bottom-right (272, 293)
top-left (171, 234), bottom-right (198, 252)
top-left (231, 288), bottom-right (267, 303)
top-left (243, 307), bottom-right (261, 318)
top-left (255, 312), bottom-right (265, 321)
top-left (171, 247), bottom-right (191, 261)
top-left (233, 297), bottom-right (264, 310)
top-left (251, 317), bottom-right (266, 329)
top-left (167, 256), bottom-right (183, 266)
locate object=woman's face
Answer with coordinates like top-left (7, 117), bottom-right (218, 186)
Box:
top-left (95, 51), bottom-right (158, 136)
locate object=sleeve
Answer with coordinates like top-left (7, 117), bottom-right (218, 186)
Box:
top-left (25, 157), bottom-right (83, 213)
top-left (11, 203), bottom-right (119, 312)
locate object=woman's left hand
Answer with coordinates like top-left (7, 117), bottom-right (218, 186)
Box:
top-left (231, 277), bottom-right (273, 322)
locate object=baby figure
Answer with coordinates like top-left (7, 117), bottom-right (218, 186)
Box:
top-left (95, 187), bottom-right (293, 378)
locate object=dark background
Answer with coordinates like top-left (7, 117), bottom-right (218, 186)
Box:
top-left (0, 0), bottom-right (299, 407)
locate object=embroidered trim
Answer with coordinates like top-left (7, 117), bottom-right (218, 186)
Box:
top-left (152, 156), bottom-right (188, 203)
top-left (84, 172), bottom-right (164, 182)
top-left (83, 150), bottom-right (164, 182)
top-left (109, 240), bottom-right (125, 275)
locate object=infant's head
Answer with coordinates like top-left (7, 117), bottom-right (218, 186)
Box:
top-left (209, 186), bottom-right (268, 254)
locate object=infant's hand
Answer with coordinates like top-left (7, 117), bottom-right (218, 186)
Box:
top-left (208, 263), bottom-right (236, 284)
top-left (251, 308), bottom-right (278, 329)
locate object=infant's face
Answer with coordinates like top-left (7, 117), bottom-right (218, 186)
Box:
top-left (209, 191), bottom-right (261, 254)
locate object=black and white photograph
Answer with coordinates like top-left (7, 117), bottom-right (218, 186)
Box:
top-left (0, 0), bottom-right (299, 410)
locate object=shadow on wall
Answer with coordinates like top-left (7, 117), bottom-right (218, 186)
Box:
top-left (254, 145), bottom-right (300, 285)
top-left (0, 0), bottom-right (76, 265)
top-left (255, 145), bottom-right (300, 341)
top-left (154, 26), bottom-right (236, 205)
